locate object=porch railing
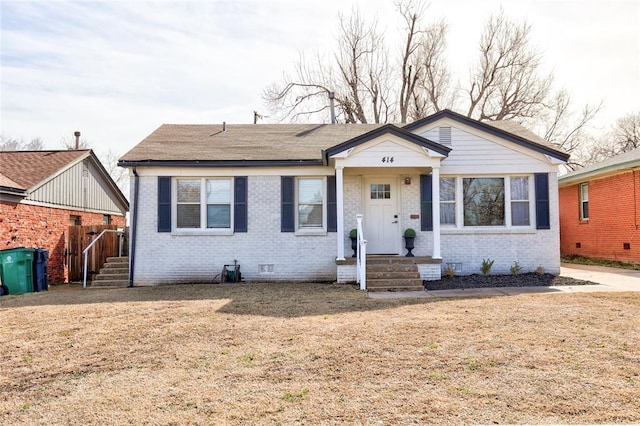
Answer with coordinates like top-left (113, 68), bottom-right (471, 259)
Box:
top-left (356, 214), bottom-right (367, 290)
top-left (82, 228), bottom-right (125, 289)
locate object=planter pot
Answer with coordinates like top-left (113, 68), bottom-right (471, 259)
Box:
top-left (404, 236), bottom-right (415, 257)
top-left (350, 237), bottom-right (358, 257)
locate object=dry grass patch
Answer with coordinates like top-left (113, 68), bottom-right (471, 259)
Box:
top-left (1, 283), bottom-right (639, 424)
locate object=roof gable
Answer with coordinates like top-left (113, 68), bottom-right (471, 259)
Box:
top-left (403, 109), bottom-right (569, 162)
top-left (0, 150), bottom-right (129, 212)
top-left (324, 124), bottom-right (450, 162)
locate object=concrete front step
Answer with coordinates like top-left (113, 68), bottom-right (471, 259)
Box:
top-left (90, 280), bottom-right (129, 288)
top-left (97, 267), bottom-right (129, 274)
top-left (106, 257), bottom-right (129, 264)
top-left (94, 273), bottom-right (129, 281)
top-left (367, 270), bottom-right (421, 280)
top-left (367, 278), bottom-right (424, 292)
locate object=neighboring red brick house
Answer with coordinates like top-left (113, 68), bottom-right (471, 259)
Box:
top-left (559, 148), bottom-right (640, 263)
top-left (0, 150), bottom-right (129, 283)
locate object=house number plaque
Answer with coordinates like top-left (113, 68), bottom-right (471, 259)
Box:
top-left (381, 156), bottom-right (394, 163)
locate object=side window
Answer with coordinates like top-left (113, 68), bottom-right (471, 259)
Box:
top-left (510, 177), bottom-right (530, 226)
top-left (175, 178), bottom-right (233, 230)
top-left (297, 177), bottom-right (324, 229)
top-left (439, 177), bottom-right (456, 225)
top-left (580, 183), bottom-right (589, 220)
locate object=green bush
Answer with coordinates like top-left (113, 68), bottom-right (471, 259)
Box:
top-left (404, 228), bottom-right (416, 237)
top-left (480, 258), bottom-right (494, 275)
top-left (349, 229), bottom-right (358, 238)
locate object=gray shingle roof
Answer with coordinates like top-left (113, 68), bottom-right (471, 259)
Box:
top-left (120, 112), bottom-right (561, 164)
top-left (119, 123), bottom-right (384, 162)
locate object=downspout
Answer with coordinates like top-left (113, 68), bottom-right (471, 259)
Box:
top-left (129, 167), bottom-right (140, 287)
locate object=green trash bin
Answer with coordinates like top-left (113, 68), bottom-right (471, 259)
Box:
top-left (0, 248), bottom-right (35, 295)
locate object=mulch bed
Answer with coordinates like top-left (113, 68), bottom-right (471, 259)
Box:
top-left (424, 273), bottom-right (598, 290)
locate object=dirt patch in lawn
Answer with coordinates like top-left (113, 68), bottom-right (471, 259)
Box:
top-left (1, 283), bottom-right (639, 425)
top-left (425, 273), bottom-right (596, 290)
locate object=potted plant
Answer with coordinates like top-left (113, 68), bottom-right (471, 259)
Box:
top-left (403, 228), bottom-right (416, 257)
top-left (349, 229), bottom-right (358, 257)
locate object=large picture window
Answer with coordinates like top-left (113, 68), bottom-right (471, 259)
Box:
top-left (463, 178), bottom-right (505, 226)
top-left (298, 177), bottom-right (324, 228)
top-left (176, 178), bottom-right (232, 230)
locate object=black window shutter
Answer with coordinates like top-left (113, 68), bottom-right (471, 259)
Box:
top-left (234, 177), bottom-right (247, 232)
top-left (327, 176), bottom-right (337, 232)
top-left (535, 173), bottom-right (550, 230)
top-left (420, 174), bottom-right (433, 231)
top-left (281, 176), bottom-right (295, 232)
top-left (157, 176), bottom-right (171, 232)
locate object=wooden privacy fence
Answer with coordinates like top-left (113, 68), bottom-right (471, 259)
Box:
top-left (67, 225), bottom-right (127, 282)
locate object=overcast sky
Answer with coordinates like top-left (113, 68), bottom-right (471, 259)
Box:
top-left (1, 0), bottom-right (639, 158)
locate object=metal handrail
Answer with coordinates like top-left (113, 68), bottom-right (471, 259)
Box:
top-left (82, 229), bottom-right (125, 289)
top-left (356, 214), bottom-right (367, 290)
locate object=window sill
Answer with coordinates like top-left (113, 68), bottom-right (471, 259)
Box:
top-left (171, 229), bottom-right (234, 236)
top-left (441, 227), bottom-right (537, 235)
top-left (295, 229), bottom-right (327, 236)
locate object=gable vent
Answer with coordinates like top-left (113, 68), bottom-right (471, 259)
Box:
top-left (439, 126), bottom-right (451, 145)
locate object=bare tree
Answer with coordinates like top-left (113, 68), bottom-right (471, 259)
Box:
top-left (608, 112), bottom-right (640, 154)
top-left (1, 136), bottom-right (46, 151)
top-left (467, 9), bottom-right (552, 121)
top-left (98, 148), bottom-right (129, 196)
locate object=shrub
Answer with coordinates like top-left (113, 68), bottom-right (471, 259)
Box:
top-left (349, 229), bottom-right (357, 238)
top-left (535, 265), bottom-right (545, 276)
top-left (404, 228), bottom-right (416, 237)
top-left (480, 258), bottom-right (494, 275)
top-left (510, 261), bottom-right (522, 276)
top-left (444, 264), bottom-right (456, 277)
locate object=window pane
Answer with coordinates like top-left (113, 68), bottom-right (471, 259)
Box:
top-left (177, 179), bottom-right (200, 202)
top-left (177, 204), bottom-right (200, 228)
top-left (512, 202), bottom-right (530, 226)
top-left (370, 183), bottom-right (390, 199)
top-left (206, 179), bottom-right (231, 203)
top-left (463, 178), bottom-right (505, 226)
top-left (207, 205), bottom-right (230, 228)
top-left (581, 183), bottom-right (589, 201)
top-left (299, 204), bottom-right (323, 227)
top-left (511, 177), bottom-right (528, 201)
top-left (440, 203), bottom-right (455, 225)
top-left (299, 178), bottom-right (323, 203)
top-left (440, 178), bottom-right (455, 201)
top-left (582, 202), bottom-right (589, 219)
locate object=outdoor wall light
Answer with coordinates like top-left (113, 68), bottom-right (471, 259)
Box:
top-left (404, 177), bottom-right (412, 185)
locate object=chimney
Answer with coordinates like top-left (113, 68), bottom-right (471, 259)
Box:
top-left (328, 92), bottom-right (336, 124)
top-left (74, 131), bottom-right (81, 149)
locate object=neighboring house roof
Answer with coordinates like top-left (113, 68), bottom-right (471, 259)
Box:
top-left (119, 109), bottom-right (564, 166)
top-left (0, 149), bottom-right (129, 212)
top-left (559, 147), bottom-right (640, 186)
top-left (0, 150), bottom-right (89, 190)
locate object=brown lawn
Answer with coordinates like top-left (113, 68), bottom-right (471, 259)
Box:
top-left (0, 283), bottom-right (639, 425)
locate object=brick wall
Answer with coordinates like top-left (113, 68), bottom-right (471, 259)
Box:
top-left (0, 201), bottom-right (125, 283)
top-left (559, 171), bottom-right (640, 262)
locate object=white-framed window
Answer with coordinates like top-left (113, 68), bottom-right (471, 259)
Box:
top-left (175, 178), bottom-right (232, 230)
top-left (510, 177), bottom-right (530, 226)
top-left (441, 175), bottom-right (533, 228)
top-left (580, 183), bottom-right (589, 220)
top-left (440, 177), bottom-right (456, 225)
top-left (297, 177), bottom-right (326, 231)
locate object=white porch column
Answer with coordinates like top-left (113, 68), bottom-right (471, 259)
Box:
top-left (431, 167), bottom-right (442, 259)
top-left (336, 166), bottom-right (345, 260)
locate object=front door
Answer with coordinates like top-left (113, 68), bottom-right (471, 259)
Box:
top-left (364, 179), bottom-right (399, 254)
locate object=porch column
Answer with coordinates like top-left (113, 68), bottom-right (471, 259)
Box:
top-left (431, 166), bottom-right (442, 259)
top-left (336, 166), bottom-right (345, 260)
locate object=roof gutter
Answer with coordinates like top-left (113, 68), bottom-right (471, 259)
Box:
top-left (117, 159), bottom-right (324, 168)
top-left (128, 167), bottom-right (139, 288)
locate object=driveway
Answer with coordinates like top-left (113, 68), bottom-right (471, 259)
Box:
top-left (368, 263), bottom-right (640, 299)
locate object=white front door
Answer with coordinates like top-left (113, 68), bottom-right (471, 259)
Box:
top-left (364, 179), bottom-right (399, 254)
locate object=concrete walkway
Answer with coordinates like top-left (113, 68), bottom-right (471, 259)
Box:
top-left (367, 263), bottom-right (640, 299)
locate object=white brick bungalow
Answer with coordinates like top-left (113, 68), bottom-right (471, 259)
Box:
top-left (118, 109), bottom-right (568, 286)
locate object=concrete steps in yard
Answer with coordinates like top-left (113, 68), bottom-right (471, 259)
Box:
top-left (91, 256), bottom-right (129, 288)
top-left (366, 256), bottom-right (424, 292)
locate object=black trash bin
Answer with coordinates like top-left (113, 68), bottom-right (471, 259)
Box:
top-left (33, 249), bottom-right (49, 292)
